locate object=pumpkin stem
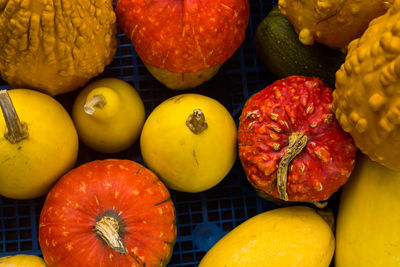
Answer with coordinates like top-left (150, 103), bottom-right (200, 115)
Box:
top-left (276, 132), bottom-right (308, 201)
top-left (186, 109), bottom-right (208, 134)
top-left (84, 94), bottom-right (107, 115)
top-left (0, 90), bottom-right (29, 144)
top-left (94, 216), bottom-right (128, 254)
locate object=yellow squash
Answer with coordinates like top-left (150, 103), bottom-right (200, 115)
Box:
top-left (199, 206), bottom-right (335, 267)
top-left (0, 89), bottom-right (78, 199)
top-left (72, 78), bottom-right (145, 153)
top-left (140, 93), bottom-right (237, 192)
top-left (0, 254), bottom-right (46, 266)
top-left (335, 154), bottom-right (400, 266)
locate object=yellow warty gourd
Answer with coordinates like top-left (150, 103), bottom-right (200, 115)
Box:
top-left (0, 0), bottom-right (117, 96)
top-left (278, 0), bottom-right (393, 51)
top-left (333, 0), bottom-right (400, 170)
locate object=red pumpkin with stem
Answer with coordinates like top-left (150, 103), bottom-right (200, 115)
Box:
top-left (115, 0), bottom-right (250, 89)
top-left (39, 159), bottom-right (176, 267)
top-left (238, 76), bottom-right (357, 204)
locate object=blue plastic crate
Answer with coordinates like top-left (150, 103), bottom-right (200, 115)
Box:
top-left (0, 1), bottom-right (337, 266)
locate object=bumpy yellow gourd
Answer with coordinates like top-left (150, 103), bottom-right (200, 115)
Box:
top-left (0, 89), bottom-right (78, 199)
top-left (333, 0), bottom-right (400, 170)
top-left (335, 154), bottom-right (400, 266)
top-left (0, 254), bottom-right (47, 266)
top-left (199, 206), bottom-right (335, 267)
top-left (0, 0), bottom-right (117, 96)
top-left (278, 0), bottom-right (393, 51)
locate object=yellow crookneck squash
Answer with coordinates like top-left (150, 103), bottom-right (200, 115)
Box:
top-left (0, 0), bottom-right (117, 96)
top-left (335, 154), bottom-right (400, 266)
top-left (333, 0), bottom-right (400, 170)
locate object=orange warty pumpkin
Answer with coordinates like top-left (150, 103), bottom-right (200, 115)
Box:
top-left (39, 159), bottom-right (176, 267)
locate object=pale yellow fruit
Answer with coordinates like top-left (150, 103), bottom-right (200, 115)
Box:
top-left (0, 254), bottom-right (47, 266)
top-left (0, 89), bottom-right (78, 199)
top-left (199, 206), bottom-right (335, 267)
top-left (140, 93), bottom-right (237, 192)
top-left (72, 78), bottom-right (145, 153)
top-left (335, 154), bottom-right (400, 266)
top-left (144, 62), bottom-right (222, 90)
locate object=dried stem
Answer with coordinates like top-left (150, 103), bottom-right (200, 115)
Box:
top-left (186, 109), bottom-right (208, 134)
top-left (84, 94), bottom-right (107, 115)
top-left (276, 132), bottom-right (308, 201)
top-left (94, 216), bottom-right (127, 254)
top-left (0, 90), bottom-right (28, 144)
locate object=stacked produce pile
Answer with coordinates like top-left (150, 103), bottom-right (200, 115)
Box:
top-left (1, 0), bottom-right (400, 266)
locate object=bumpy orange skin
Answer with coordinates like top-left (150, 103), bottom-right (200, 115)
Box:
top-left (333, 0), bottom-right (400, 171)
top-left (238, 76), bottom-right (357, 202)
top-left (39, 159), bottom-right (176, 267)
top-left (115, 0), bottom-right (249, 73)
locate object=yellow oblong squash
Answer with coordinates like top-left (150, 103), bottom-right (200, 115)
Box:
top-left (0, 254), bottom-right (47, 266)
top-left (199, 206), bottom-right (335, 267)
top-left (335, 154), bottom-right (400, 266)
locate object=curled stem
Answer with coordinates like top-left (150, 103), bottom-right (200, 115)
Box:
top-left (84, 94), bottom-right (107, 115)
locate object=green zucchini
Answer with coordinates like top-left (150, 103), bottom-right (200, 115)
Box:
top-left (254, 5), bottom-right (345, 88)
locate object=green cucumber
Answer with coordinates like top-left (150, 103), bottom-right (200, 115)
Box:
top-left (254, 5), bottom-right (345, 88)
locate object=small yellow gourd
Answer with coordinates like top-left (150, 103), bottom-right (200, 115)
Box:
top-left (333, 0), bottom-right (400, 170)
top-left (0, 254), bottom-right (47, 266)
top-left (0, 0), bottom-right (117, 96)
top-left (0, 89), bottom-right (78, 199)
top-left (140, 93), bottom-right (237, 192)
top-left (278, 0), bottom-right (393, 51)
top-left (335, 154), bottom-right (400, 266)
top-left (72, 78), bottom-right (145, 153)
top-left (199, 206), bottom-right (335, 267)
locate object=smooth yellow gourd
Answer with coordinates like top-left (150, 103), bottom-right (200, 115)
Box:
top-left (199, 206), bottom-right (335, 267)
top-left (72, 78), bottom-right (145, 153)
top-left (0, 0), bottom-right (117, 96)
top-left (144, 62), bottom-right (222, 90)
top-left (278, 0), bottom-right (393, 51)
top-left (140, 93), bottom-right (237, 192)
top-left (0, 254), bottom-right (47, 266)
top-left (0, 89), bottom-right (78, 199)
top-left (335, 154), bottom-right (400, 266)
top-left (333, 0), bottom-right (400, 170)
